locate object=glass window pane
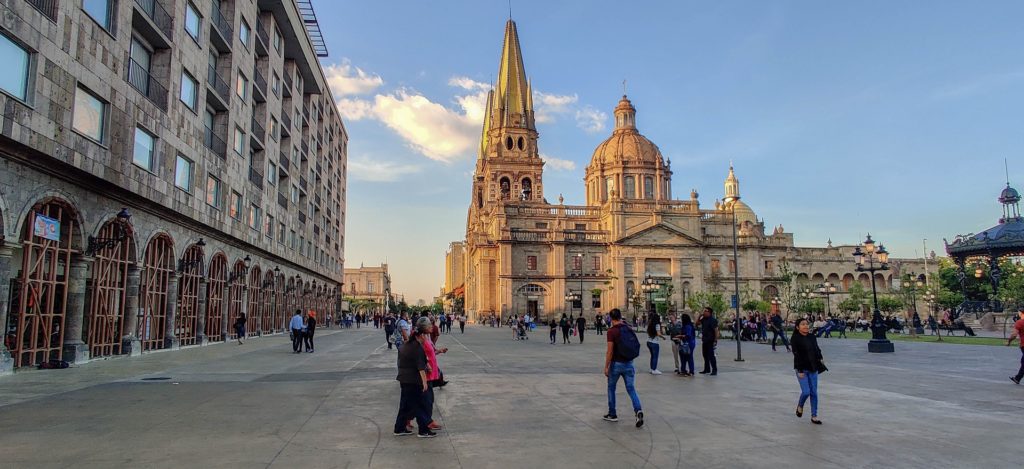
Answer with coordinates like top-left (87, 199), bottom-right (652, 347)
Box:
top-left (0, 35), bottom-right (30, 100)
top-left (133, 127), bottom-right (154, 170)
top-left (233, 127), bottom-right (244, 154)
top-left (83, 0), bottom-right (110, 29)
top-left (239, 21), bottom-right (250, 47)
top-left (175, 155), bottom-right (193, 191)
top-left (73, 87), bottom-right (105, 142)
top-left (206, 176), bottom-right (220, 207)
top-left (185, 3), bottom-right (201, 39)
top-left (180, 72), bottom-right (197, 110)
top-left (236, 74), bottom-right (247, 98)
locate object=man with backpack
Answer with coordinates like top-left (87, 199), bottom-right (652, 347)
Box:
top-left (603, 308), bottom-right (644, 428)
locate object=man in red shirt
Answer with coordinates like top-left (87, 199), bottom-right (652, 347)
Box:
top-left (1008, 310), bottom-right (1024, 385)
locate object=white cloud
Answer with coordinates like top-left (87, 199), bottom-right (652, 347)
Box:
top-left (324, 60), bottom-right (384, 96)
top-left (534, 91), bottom-right (578, 123)
top-left (575, 106), bottom-right (608, 134)
top-left (448, 76), bottom-right (490, 91)
top-left (348, 157), bottom-right (421, 182)
top-left (373, 89), bottom-right (479, 162)
top-left (541, 154), bottom-right (576, 171)
top-left (336, 97), bottom-right (374, 121)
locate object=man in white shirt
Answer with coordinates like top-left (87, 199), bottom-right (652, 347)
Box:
top-left (289, 310), bottom-right (306, 354)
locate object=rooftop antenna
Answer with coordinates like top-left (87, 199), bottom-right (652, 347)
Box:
top-left (1005, 157), bottom-right (1010, 185)
top-left (622, 79), bottom-right (627, 95)
top-left (508, 0), bottom-right (512, 19)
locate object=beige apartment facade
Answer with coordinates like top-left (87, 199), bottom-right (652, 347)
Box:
top-left (452, 19), bottom-right (929, 322)
top-left (0, 0), bottom-right (347, 373)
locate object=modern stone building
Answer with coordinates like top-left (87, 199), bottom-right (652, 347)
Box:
top-left (0, 0), bottom-right (347, 373)
top-left (451, 19), bottom-right (929, 322)
top-left (342, 264), bottom-right (392, 315)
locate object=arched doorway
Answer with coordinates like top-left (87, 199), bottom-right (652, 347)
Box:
top-left (176, 242), bottom-right (203, 346)
top-left (227, 260), bottom-right (246, 339)
top-left (139, 234), bottom-right (174, 351)
top-left (260, 269), bottom-right (275, 334)
top-left (285, 276), bottom-right (296, 322)
top-left (86, 217), bottom-right (135, 357)
top-left (763, 284), bottom-right (779, 299)
top-left (275, 272), bottom-right (286, 330)
top-left (842, 273), bottom-right (855, 291)
top-left (12, 199), bottom-right (82, 367)
top-left (206, 254), bottom-right (227, 342)
top-left (246, 265), bottom-right (263, 337)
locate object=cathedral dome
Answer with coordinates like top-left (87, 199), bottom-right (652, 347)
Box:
top-left (723, 199), bottom-right (758, 225)
top-left (589, 96), bottom-right (666, 168)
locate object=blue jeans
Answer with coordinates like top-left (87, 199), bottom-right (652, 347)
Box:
top-left (607, 361), bottom-right (642, 416)
top-left (647, 342), bottom-right (660, 371)
top-left (796, 371), bottom-right (819, 417)
top-left (679, 343), bottom-right (695, 374)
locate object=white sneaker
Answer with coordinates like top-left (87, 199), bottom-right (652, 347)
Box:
top-left (651, 369), bottom-right (662, 375)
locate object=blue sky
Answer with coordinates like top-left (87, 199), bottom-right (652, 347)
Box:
top-left (316, 0), bottom-right (1024, 303)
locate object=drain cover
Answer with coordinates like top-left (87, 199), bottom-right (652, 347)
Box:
top-left (141, 377), bottom-right (171, 381)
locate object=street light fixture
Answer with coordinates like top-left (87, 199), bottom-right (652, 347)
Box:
top-left (641, 274), bottom-right (659, 319)
top-left (854, 234), bottom-right (893, 353)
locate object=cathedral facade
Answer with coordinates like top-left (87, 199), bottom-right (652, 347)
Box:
top-left (451, 20), bottom-right (928, 321)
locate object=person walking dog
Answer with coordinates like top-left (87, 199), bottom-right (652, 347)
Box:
top-left (791, 318), bottom-right (826, 424)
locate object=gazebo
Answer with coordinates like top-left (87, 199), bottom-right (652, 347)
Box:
top-left (944, 182), bottom-right (1024, 317)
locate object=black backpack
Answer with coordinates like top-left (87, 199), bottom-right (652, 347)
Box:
top-left (615, 325), bottom-right (641, 361)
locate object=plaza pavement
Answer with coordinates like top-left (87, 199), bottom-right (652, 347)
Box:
top-left (0, 324), bottom-right (1020, 469)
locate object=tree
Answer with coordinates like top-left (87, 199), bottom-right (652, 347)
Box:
top-left (742, 299), bottom-right (770, 314)
top-left (797, 299), bottom-right (825, 315)
top-left (776, 258), bottom-right (801, 320)
top-left (687, 291), bottom-right (728, 316)
top-left (876, 295), bottom-right (904, 313)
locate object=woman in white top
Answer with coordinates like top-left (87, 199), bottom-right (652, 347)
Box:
top-left (646, 320), bottom-right (665, 375)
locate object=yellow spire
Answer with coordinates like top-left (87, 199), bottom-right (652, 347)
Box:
top-left (479, 89), bottom-right (494, 158)
top-left (495, 19), bottom-right (533, 126)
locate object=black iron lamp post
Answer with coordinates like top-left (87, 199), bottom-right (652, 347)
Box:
top-left (854, 234), bottom-right (893, 353)
top-left (641, 275), bottom-right (659, 319)
top-left (176, 238), bottom-right (207, 273)
top-left (85, 208), bottom-right (132, 256)
top-left (564, 290), bottom-right (580, 316)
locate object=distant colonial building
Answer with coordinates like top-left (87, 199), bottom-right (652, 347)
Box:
top-left (343, 264), bottom-right (392, 315)
top-left (449, 19), bottom-right (929, 322)
top-left (0, 1), bottom-right (347, 373)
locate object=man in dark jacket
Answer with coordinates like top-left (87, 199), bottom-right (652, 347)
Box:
top-left (770, 312), bottom-right (790, 352)
top-left (576, 315), bottom-right (587, 343)
top-left (394, 326), bottom-right (434, 438)
top-left (697, 307), bottom-right (719, 375)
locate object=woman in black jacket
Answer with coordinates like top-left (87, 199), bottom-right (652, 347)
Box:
top-left (790, 318), bottom-right (825, 424)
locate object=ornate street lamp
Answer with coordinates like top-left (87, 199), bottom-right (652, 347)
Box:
top-left (564, 290), bottom-right (580, 316)
top-left (85, 208), bottom-right (132, 256)
top-left (854, 234), bottom-right (893, 353)
top-left (641, 275), bottom-right (659, 318)
top-left (176, 238), bottom-right (207, 273)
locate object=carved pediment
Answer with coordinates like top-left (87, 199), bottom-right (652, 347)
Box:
top-left (617, 224), bottom-right (702, 247)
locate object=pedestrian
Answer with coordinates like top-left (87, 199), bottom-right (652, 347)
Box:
top-left (289, 309), bottom-right (305, 353)
top-left (384, 314), bottom-right (396, 349)
top-left (234, 313), bottom-right (247, 345)
top-left (603, 309), bottom-right (644, 428)
top-left (770, 311), bottom-right (790, 352)
top-left (791, 318), bottom-right (826, 424)
top-left (576, 314), bottom-right (587, 344)
top-left (697, 307), bottom-right (719, 376)
top-left (595, 313), bottom-right (605, 335)
top-left (304, 310), bottom-right (317, 353)
top-left (394, 313), bottom-right (412, 363)
top-left (393, 319), bottom-right (435, 438)
top-left (664, 314), bottom-right (681, 374)
top-left (645, 318), bottom-right (664, 375)
top-left (560, 313), bottom-right (571, 344)
top-left (677, 313), bottom-right (696, 376)
top-left (1007, 310), bottom-right (1024, 385)
top-left (549, 318), bottom-right (557, 344)
top-left (418, 317), bottom-right (449, 432)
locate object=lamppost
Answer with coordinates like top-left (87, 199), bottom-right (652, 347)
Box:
top-left (922, 289), bottom-right (940, 341)
top-left (573, 253), bottom-right (584, 317)
top-left (564, 290), bottom-right (580, 317)
top-left (854, 234), bottom-right (893, 353)
top-left (641, 275), bottom-right (659, 320)
top-left (771, 296), bottom-right (781, 315)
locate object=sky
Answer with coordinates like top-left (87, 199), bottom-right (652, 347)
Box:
top-left (314, 0), bottom-right (1024, 304)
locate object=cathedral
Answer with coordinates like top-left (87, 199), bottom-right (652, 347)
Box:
top-left (449, 20), bottom-right (929, 321)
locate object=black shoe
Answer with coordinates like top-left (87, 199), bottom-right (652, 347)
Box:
top-left (439, 381), bottom-right (449, 387)
top-left (1012, 376), bottom-right (1022, 385)
top-left (393, 429), bottom-right (414, 436)
top-left (699, 371), bottom-right (709, 374)
top-left (602, 414), bottom-right (619, 422)
top-left (709, 372), bottom-right (718, 376)
top-left (635, 410), bottom-right (645, 428)
top-left (417, 430), bottom-right (437, 438)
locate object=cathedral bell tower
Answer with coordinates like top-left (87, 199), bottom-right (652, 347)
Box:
top-left (469, 19), bottom-right (545, 217)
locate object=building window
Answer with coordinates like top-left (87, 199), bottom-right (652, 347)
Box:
top-left (605, 177), bottom-right (615, 198)
top-left (572, 254), bottom-right (582, 271)
top-left (174, 155), bottom-right (193, 192)
top-left (729, 259), bottom-right (736, 274)
top-left (248, 203), bottom-right (261, 230)
top-left (0, 33), bottom-right (30, 101)
top-left (290, 185), bottom-right (299, 203)
top-left (132, 126), bottom-right (156, 171)
top-left (593, 255), bottom-right (601, 271)
top-left (368, 282), bottom-right (374, 293)
top-left (265, 215), bottom-right (274, 239)
top-left (299, 236), bottom-right (306, 256)
top-left (278, 222), bottom-right (286, 245)
top-left (289, 230), bottom-right (297, 250)
top-left (230, 190), bottom-right (241, 219)
top-left (271, 72), bottom-right (280, 95)
top-left (83, 0), bottom-right (113, 30)
top-left (764, 260), bottom-right (774, 275)
top-left (273, 26), bottom-right (282, 52)
top-left (233, 126), bottom-right (244, 155)
top-left (206, 175), bottom-right (222, 208)
top-left (180, 70), bottom-right (198, 110)
top-left (235, 72), bottom-right (248, 99)
top-left (184, 2), bottom-right (201, 41)
top-left (592, 291), bottom-right (601, 309)
top-left (711, 259), bottom-right (721, 275)
top-left (270, 118), bottom-right (279, 141)
top-left (527, 255), bottom-right (537, 271)
top-left (73, 86), bottom-right (106, 143)
top-left (624, 176), bottom-right (635, 199)
top-left (644, 177), bottom-right (654, 199)
top-left (535, 222), bottom-right (548, 229)
top-left (267, 163), bottom-right (277, 185)
top-left (239, 19), bottom-right (250, 48)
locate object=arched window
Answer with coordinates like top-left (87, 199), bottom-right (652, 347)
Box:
top-left (644, 177), bottom-right (654, 199)
top-left (521, 178), bottom-right (532, 200)
top-left (623, 176), bottom-right (635, 199)
top-left (140, 234), bottom-right (175, 352)
top-left (517, 136), bottom-right (525, 150)
top-left (87, 216), bottom-right (136, 358)
top-left (206, 253), bottom-right (227, 342)
top-left (505, 136), bottom-right (514, 150)
top-left (499, 177), bottom-right (511, 200)
top-left (605, 177), bottom-right (615, 198)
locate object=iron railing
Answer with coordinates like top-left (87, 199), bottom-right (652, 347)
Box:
top-left (249, 167), bottom-right (264, 189)
top-left (135, 0), bottom-right (174, 39)
top-left (207, 64), bottom-right (230, 103)
top-left (298, 211), bottom-right (306, 224)
top-left (278, 193), bottom-right (287, 209)
top-left (204, 126), bottom-right (227, 159)
top-left (281, 111), bottom-right (292, 131)
top-left (301, 139), bottom-right (309, 156)
top-left (279, 151), bottom-right (289, 169)
top-left (299, 175), bottom-right (307, 191)
top-left (253, 66), bottom-right (268, 98)
top-left (127, 58), bottom-right (168, 111)
top-left (27, 0), bottom-right (58, 21)
top-left (210, 3), bottom-right (232, 42)
top-left (283, 71), bottom-right (293, 94)
top-left (250, 117), bottom-right (266, 142)
top-left (256, 17), bottom-right (270, 48)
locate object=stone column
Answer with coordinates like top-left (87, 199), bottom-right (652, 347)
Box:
top-left (122, 265), bottom-right (142, 356)
top-left (239, 285), bottom-right (249, 338)
top-left (164, 272), bottom-right (179, 349)
top-left (62, 255), bottom-right (94, 364)
top-left (220, 283), bottom-right (230, 341)
top-left (0, 242), bottom-right (16, 375)
top-left (196, 278), bottom-right (208, 345)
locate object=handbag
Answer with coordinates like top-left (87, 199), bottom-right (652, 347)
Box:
top-left (679, 342), bottom-right (691, 355)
